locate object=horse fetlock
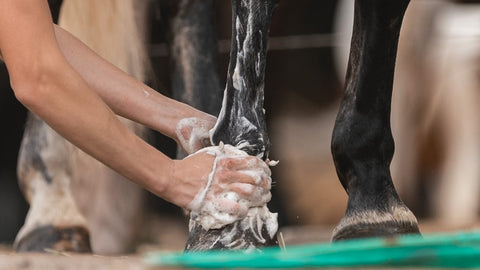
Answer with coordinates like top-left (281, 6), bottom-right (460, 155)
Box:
top-left (332, 115), bottom-right (393, 160)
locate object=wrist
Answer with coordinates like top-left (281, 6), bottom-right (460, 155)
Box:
top-left (145, 154), bottom-right (175, 201)
top-left (159, 158), bottom-right (189, 209)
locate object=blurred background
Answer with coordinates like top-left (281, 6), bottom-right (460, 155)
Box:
top-left (2, 0), bottom-right (480, 252)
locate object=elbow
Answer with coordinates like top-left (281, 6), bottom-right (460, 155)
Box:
top-left (11, 77), bottom-right (40, 110)
top-left (13, 85), bottom-right (39, 110)
top-left (5, 43), bottom-right (68, 112)
top-left (9, 65), bottom-right (53, 111)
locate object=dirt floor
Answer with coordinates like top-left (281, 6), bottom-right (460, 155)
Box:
top-left (0, 251), bottom-right (445, 270)
top-left (1, 222), bottom-right (478, 270)
top-left (0, 252), bottom-right (147, 270)
top-left (0, 225), bottom-right (332, 270)
top-left (0, 252), bottom-right (449, 270)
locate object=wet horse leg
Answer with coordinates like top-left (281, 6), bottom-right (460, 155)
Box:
top-left (185, 0), bottom-right (279, 250)
top-left (331, 0), bottom-right (420, 240)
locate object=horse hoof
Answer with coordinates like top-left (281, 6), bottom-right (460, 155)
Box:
top-left (15, 225), bottom-right (92, 253)
top-left (331, 206), bottom-right (420, 241)
top-left (332, 220), bottom-right (420, 241)
top-left (185, 220), bottom-right (277, 251)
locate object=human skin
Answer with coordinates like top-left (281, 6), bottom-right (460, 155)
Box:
top-left (0, 0), bottom-right (271, 212)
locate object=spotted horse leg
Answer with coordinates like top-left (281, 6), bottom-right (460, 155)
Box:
top-left (13, 0), bottom-right (91, 253)
top-left (331, 0), bottom-right (420, 241)
top-left (185, 0), bottom-right (279, 251)
top-left (14, 114), bottom-right (91, 252)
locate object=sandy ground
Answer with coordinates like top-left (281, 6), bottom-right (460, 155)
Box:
top-left (0, 252), bottom-right (148, 270)
top-left (0, 251), bottom-right (444, 270)
top-left (1, 222), bottom-right (478, 270)
top-left (0, 225), bottom-right (334, 270)
top-left (0, 251), bottom-right (448, 270)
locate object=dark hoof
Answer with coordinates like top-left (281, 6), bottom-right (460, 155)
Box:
top-left (332, 206), bottom-right (420, 241)
top-left (332, 220), bottom-right (420, 241)
top-left (185, 220), bottom-right (277, 251)
top-left (15, 225), bottom-right (92, 253)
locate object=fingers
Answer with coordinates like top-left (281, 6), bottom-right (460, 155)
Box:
top-left (207, 188), bottom-right (269, 218)
top-left (208, 179), bottom-right (271, 211)
top-left (214, 161), bottom-right (272, 190)
top-left (215, 169), bottom-right (256, 184)
top-left (214, 171), bottom-right (271, 193)
top-left (207, 147), bottom-right (272, 210)
top-left (227, 182), bottom-right (256, 197)
top-left (185, 144), bottom-right (275, 228)
top-left (217, 155), bottom-right (271, 175)
top-left (213, 197), bottom-right (249, 217)
top-left (229, 183), bottom-right (271, 207)
top-left (215, 156), bottom-right (271, 200)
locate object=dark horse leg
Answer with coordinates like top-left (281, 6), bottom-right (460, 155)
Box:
top-left (185, 0), bottom-right (279, 251)
top-left (159, 0), bottom-right (223, 117)
top-left (159, 0), bottom-right (223, 161)
top-left (331, 0), bottom-right (420, 241)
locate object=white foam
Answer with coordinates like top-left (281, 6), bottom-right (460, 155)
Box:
top-left (187, 144), bottom-right (277, 236)
top-left (267, 159), bottom-right (279, 166)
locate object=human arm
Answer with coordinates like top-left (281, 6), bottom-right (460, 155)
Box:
top-left (0, 0), bottom-right (271, 210)
top-left (52, 25), bottom-right (215, 154)
top-left (0, 0), bottom-right (174, 199)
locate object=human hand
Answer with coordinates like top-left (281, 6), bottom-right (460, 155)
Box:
top-left (175, 116), bottom-right (217, 155)
top-left (167, 143), bottom-right (272, 229)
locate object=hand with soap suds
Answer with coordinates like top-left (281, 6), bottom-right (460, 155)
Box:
top-left (175, 116), bottom-right (217, 155)
top-left (165, 144), bottom-right (272, 227)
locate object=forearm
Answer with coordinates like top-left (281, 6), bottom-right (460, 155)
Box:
top-left (0, 1), bottom-right (172, 195)
top-left (0, 0), bottom-right (274, 214)
top-left (23, 56), bottom-right (173, 197)
top-left (53, 25), bottom-right (213, 141)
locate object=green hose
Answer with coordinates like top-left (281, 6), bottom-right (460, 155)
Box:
top-left (145, 231), bottom-right (480, 268)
